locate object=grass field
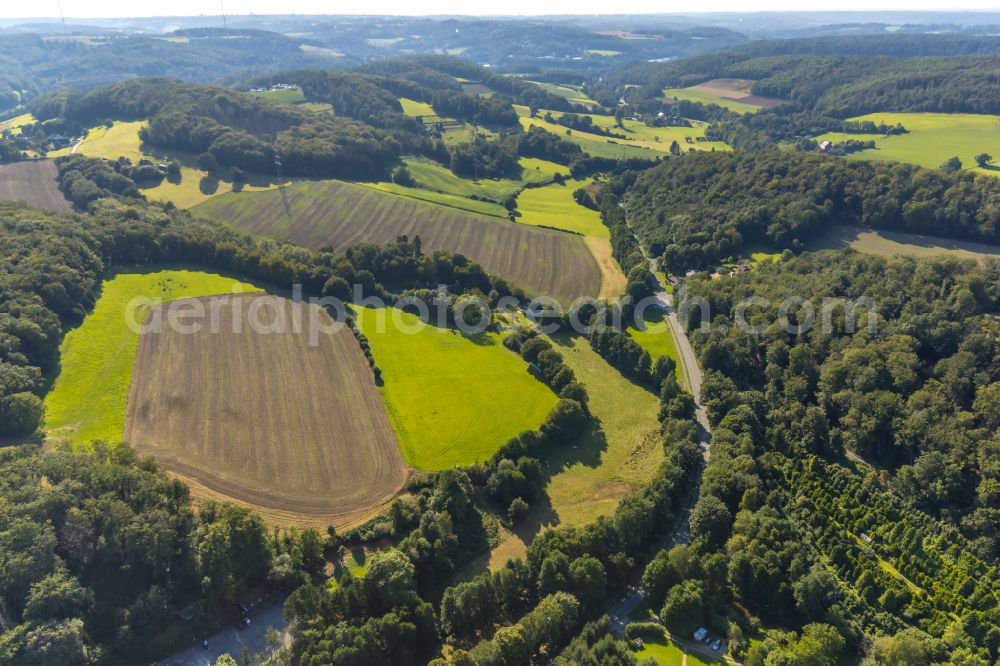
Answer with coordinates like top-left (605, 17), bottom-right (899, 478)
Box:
top-left (250, 87), bottom-right (307, 104)
top-left (45, 269), bottom-right (261, 447)
top-left (516, 178), bottom-right (607, 237)
top-left (192, 179), bottom-right (603, 304)
top-left (0, 161), bottom-right (74, 213)
top-left (627, 308), bottom-right (679, 369)
top-left (518, 112), bottom-right (667, 161)
top-left (400, 98), bottom-right (437, 117)
top-left (526, 81), bottom-right (599, 108)
top-left (664, 78), bottom-right (784, 114)
top-left (514, 178), bottom-right (628, 299)
top-left (440, 123), bottom-right (497, 147)
top-left (636, 635), bottom-right (725, 666)
top-left (544, 335), bottom-right (663, 525)
top-left (814, 112), bottom-right (1000, 177)
top-left (328, 549), bottom-right (369, 590)
top-left (482, 335), bottom-right (663, 567)
top-left (124, 294), bottom-right (406, 527)
top-left (808, 225), bottom-right (1000, 263)
top-left (0, 113), bottom-right (35, 135)
top-left (366, 181), bottom-right (509, 217)
top-left (536, 109), bottom-right (729, 154)
top-left (401, 156), bottom-right (565, 203)
top-left (49, 121), bottom-right (281, 208)
top-left (352, 306), bottom-right (558, 470)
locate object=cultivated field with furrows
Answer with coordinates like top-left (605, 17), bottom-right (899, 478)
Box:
top-left (665, 77), bottom-right (786, 113)
top-left (0, 160), bottom-right (74, 213)
top-left (193, 179), bottom-right (604, 304)
top-left (123, 294), bottom-right (407, 528)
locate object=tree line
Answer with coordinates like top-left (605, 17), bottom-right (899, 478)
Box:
top-left (624, 150), bottom-right (1000, 272)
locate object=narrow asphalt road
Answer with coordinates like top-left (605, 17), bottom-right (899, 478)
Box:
top-left (154, 597), bottom-right (289, 666)
top-left (607, 208), bottom-right (712, 636)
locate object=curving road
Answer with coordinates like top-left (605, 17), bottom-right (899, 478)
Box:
top-left (606, 209), bottom-right (712, 638)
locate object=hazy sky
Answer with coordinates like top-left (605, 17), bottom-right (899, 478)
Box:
top-left (3, 1), bottom-right (1000, 20)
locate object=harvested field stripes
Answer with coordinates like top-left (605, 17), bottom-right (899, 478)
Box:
top-left (124, 294), bottom-right (407, 527)
top-left (193, 179), bottom-right (603, 304)
top-left (0, 161), bottom-right (74, 213)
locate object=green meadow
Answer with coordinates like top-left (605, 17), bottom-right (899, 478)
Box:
top-left (544, 335), bottom-right (663, 526)
top-left (45, 269), bottom-right (261, 447)
top-left (250, 86), bottom-right (307, 104)
top-left (400, 156), bottom-right (566, 203)
top-left (399, 98), bottom-right (436, 117)
top-left (327, 549), bottom-right (369, 591)
top-left (518, 113), bottom-right (666, 160)
top-left (540, 108), bottom-right (728, 153)
top-left (518, 108), bottom-right (728, 158)
top-left (516, 178), bottom-right (608, 237)
top-left (526, 81), bottom-right (599, 107)
top-left (664, 85), bottom-right (762, 114)
top-left (635, 634), bottom-right (725, 666)
top-left (352, 306), bottom-right (558, 470)
top-left (627, 308), bottom-right (679, 370)
top-left (50, 120), bottom-right (282, 208)
top-left (0, 113), bottom-right (36, 135)
top-left (815, 112), bottom-right (1000, 176)
top-left (365, 181), bottom-right (510, 217)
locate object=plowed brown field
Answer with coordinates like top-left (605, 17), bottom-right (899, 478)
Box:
top-left (192, 179), bottom-right (603, 305)
top-left (124, 294), bottom-right (407, 528)
top-left (0, 161), bottom-right (74, 213)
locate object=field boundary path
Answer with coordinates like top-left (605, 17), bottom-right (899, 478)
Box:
top-left (606, 208), bottom-right (713, 640)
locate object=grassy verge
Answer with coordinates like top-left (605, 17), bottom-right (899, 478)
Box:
top-left (627, 308), bottom-right (679, 372)
top-left (636, 634), bottom-right (727, 666)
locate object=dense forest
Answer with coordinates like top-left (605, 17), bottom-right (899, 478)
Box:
top-left (606, 48), bottom-right (1000, 117)
top-left (623, 151), bottom-right (1000, 271)
top-left (0, 444), bottom-right (326, 665)
top-left (30, 61), bottom-right (586, 182)
top-left (641, 251), bottom-right (1000, 663)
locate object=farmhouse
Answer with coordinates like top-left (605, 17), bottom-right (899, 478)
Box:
top-left (46, 133), bottom-right (70, 148)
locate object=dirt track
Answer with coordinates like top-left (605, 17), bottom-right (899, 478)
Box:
top-left (124, 294), bottom-right (407, 528)
top-left (0, 161), bottom-right (74, 213)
